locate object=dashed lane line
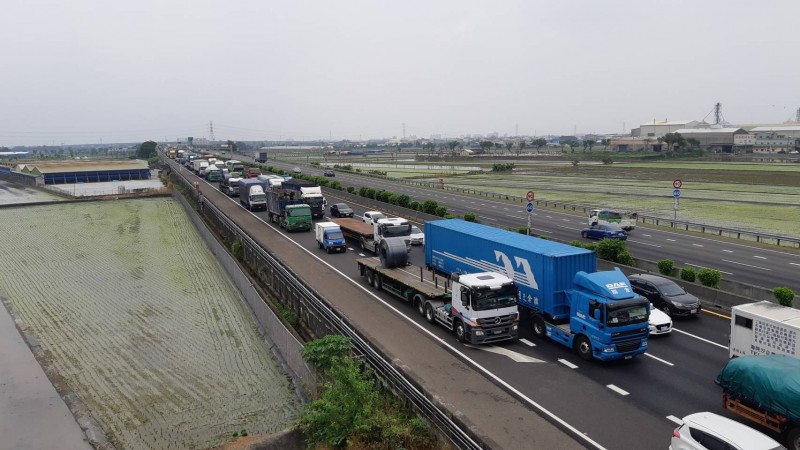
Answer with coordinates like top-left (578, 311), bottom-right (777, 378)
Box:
top-left (753, 255), bottom-right (766, 259)
top-left (644, 353), bottom-right (674, 366)
top-left (672, 328), bottom-right (728, 350)
top-left (607, 384), bottom-right (629, 396)
top-left (721, 259), bottom-right (771, 271)
top-left (667, 415), bottom-right (682, 425)
top-left (629, 240), bottom-right (662, 248)
top-left (558, 359), bottom-right (579, 369)
top-left (519, 339), bottom-right (536, 347)
top-left (684, 263), bottom-right (734, 276)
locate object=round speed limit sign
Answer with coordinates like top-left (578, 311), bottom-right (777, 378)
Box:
top-left (673, 179), bottom-right (682, 189)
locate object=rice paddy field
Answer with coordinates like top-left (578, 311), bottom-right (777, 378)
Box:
top-left (0, 198), bottom-right (301, 450)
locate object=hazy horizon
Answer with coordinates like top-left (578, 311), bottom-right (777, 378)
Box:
top-left (2, 0), bottom-right (799, 146)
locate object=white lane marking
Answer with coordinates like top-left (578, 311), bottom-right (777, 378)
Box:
top-left (644, 353), bottom-right (675, 366)
top-left (562, 218), bottom-right (571, 222)
top-left (464, 344), bottom-right (544, 363)
top-left (666, 238), bottom-right (676, 242)
top-left (667, 415), bottom-right (683, 425)
top-left (683, 263), bottom-right (734, 275)
top-left (642, 234), bottom-right (651, 237)
top-left (482, 216), bottom-right (498, 221)
top-left (672, 328), bottom-right (728, 350)
top-left (503, 207), bottom-right (509, 210)
top-left (607, 384), bottom-right (629, 396)
top-left (753, 255), bottom-right (766, 259)
top-left (348, 247), bottom-right (355, 251)
top-left (519, 338), bottom-right (536, 347)
top-left (530, 228), bottom-right (554, 234)
top-left (546, 215), bottom-right (552, 218)
top-left (791, 263), bottom-right (800, 267)
top-left (558, 359), bottom-right (578, 369)
top-left (722, 249), bottom-right (733, 253)
top-left (692, 244), bottom-right (704, 247)
top-left (721, 259), bottom-right (771, 271)
top-left (557, 225), bottom-right (581, 231)
top-left (629, 240), bottom-right (662, 248)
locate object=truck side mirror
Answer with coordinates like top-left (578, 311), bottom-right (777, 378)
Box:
top-left (460, 287), bottom-right (469, 307)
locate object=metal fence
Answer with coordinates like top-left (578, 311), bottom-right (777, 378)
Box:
top-left (169, 162), bottom-right (484, 450)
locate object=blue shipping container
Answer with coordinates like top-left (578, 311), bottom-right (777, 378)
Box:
top-left (425, 220), bottom-right (596, 319)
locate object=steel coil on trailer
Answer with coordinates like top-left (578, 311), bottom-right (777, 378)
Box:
top-left (379, 237), bottom-right (409, 268)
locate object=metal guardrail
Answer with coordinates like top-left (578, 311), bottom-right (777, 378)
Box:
top-left (168, 161), bottom-right (484, 450)
top-left (397, 179), bottom-right (800, 248)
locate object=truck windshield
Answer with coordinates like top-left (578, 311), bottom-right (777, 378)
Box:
top-left (471, 285), bottom-right (518, 311)
top-left (327, 231), bottom-right (344, 240)
top-left (252, 194), bottom-right (266, 202)
top-left (288, 207), bottom-right (311, 217)
top-left (304, 197), bottom-right (324, 207)
top-left (383, 224), bottom-right (412, 238)
top-left (606, 301), bottom-right (649, 327)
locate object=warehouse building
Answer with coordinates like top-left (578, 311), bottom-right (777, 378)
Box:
top-left (672, 127), bottom-right (748, 153)
top-left (13, 160), bottom-right (151, 185)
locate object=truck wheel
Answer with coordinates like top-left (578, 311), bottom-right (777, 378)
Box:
top-left (365, 270), bottom-right (374, 286)
top-left (532, 316), bottom-right (547, 338)
top-left (317, 242), bottom-right (322, 249)
top-left (575, 336), bottom-right (593, 361)
top-left (455, 321), bottom-right (467, 343)
top-left (372, 274), bottom-right (382, 290)
top-left (786, 426), bottom-right (800, 450)
top-left (425, 305), bottom-right (436, 324)
top-left (414, 294), bottom-right (426, 317)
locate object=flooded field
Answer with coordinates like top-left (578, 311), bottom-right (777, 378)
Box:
top-left (0, 198), bottom-right (301, 449)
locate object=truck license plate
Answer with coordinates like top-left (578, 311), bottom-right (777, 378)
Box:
top-left (624, 355), bottom-right (632, 360)
top-left (690, 309), bottom-right (697, 314)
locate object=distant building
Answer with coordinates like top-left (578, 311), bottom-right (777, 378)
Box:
top-left (639, 120), bottom-right (705, 138)
top-left (12, 160), bottom-right (150, 184)
top-left (672, 128), bottom-right (748, 153)
top-left (749, 126), bottom-right (800, 153)
top-left (609, 136), bottom-right (654, 152)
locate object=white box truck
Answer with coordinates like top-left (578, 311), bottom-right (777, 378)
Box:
top-left (729, 301), bottom-right (800, 359)
top-left (315, 222), bottom-right (346, 253)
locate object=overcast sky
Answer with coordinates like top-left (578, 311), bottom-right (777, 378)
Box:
top-left (2, 0), bottom-right (799, 146)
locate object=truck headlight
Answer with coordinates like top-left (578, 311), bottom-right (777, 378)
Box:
top-left (474, 330), bottom-right (484, 336)
top-left (603, 347), bottom-right (615, 353)
top-left (512, 324), bottom-right (518, 331)
top-left (642, 339), bottom-right (648, 347)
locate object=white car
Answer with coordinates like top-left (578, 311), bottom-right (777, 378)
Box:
top-left (670, 412), bottom-right (785, 450)
top-left (409, 225), bottom-right (425, 246)
top-left (362, 211), bottom-right (386, 225)
top-left (649, 303), bottom-right (672, 335)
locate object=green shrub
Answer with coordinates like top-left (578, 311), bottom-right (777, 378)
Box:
top-left (657, 259), bottom-right (675, 276)
top-left (387, 194), bottom-right (398, 205)
top-left (422, 200), bottom-right (438, 214)
top-left (517, 227), bottom-right (528, 234)
top-left (396, 194), bottom-right (410, 208)
top-left (365, 188), bottom-right (376, 199)
top-left (300, 335), bottom-right (351, 375)
top-left (583, 243), bottom-right (597, 251)
top-left (231, 239), bottom-right (243, 261)
top-left (409, 201), bottom-right (420, 211)
top-left (463, 212), bottom-right (477, 222)
top-left (329, 181), bottom-right (343, 190)
top-left (569, 240), bottom-right (583, 247)
top-left (444, 213), bottom-right (456, 219)
top-left (595, 238), bottom-right (630, 264)
top-left (697, 268), bottom-right (722, 288)
top-left (680, 266), bottom-right (696, 282)
top-left (617, 250), bottom-right (634, 266)
top-left (773, 287), bottom-right (795, 307)
top-left (346, 186), bottom-right (355, 194)
top-left (435, 206), bottom-right (447, 217)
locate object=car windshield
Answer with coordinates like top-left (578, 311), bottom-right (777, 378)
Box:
top-left (657, 281), bottom-right (686, 296)
top-left (371, 214), bottom-right (386, 221)
top-left (471, 285), bottom-right (518, 310)
top-left (606, 301), bottom-right (649, 327)
top-left (604, 224), bottom-right (623, 232)
top-left (411, 226), bottom-right (422, 234)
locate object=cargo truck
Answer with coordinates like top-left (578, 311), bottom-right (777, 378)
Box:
top-left (238, 178), bottom-right (268, 211)
top-left (424, 220), bottom-right (650, 361)
top-left (255, 150), bottom-right (268, 163)
top-left (729, 301), bottom-right (800, 359)
top-left (332, 217), bottom-right (411, 253)
top-left (205, 165), bottom-right (222, 182)
top-left (589, 209), bottom-right (637, 231)
top-left (266, 189), bottom-right (312, 231)
top-left (192, 159), bottom-right (208, 174)
top-left (281, 179), bottom-right (326, 219)
top-left (716, 355), bottom-right (800, 450)
top-left (315, 222), bottom-right (347, 253)
top-left (220, 172), bottom-right (242, 197)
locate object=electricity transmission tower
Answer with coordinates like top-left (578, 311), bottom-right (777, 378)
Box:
top-left (209, 121), bottom-right (216, 142)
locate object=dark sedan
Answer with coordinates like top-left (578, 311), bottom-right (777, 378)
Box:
top-left (330, 203), bottom-right (354, 218)
top-left (581, 224), bottom-right (628, 240)
top-left (627, 274), bottom-right (702, 317)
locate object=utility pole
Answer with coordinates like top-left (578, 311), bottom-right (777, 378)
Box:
top-left (209, 121), bottom-right (216, 142)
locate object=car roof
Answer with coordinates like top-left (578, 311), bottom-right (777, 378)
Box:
top-left (682, 412), bottom-right (782, 449)
top-left (628, 274), bottom-right (677, 286)
top-left (334, 203), bottom-right (350, 208)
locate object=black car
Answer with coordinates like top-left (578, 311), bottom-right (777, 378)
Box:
top-left (627, 274), bottom-right (702, 317)
top-left (330, 203), bottom-right (354, 218)
top-left (323, 170), bottom-right (335, 177)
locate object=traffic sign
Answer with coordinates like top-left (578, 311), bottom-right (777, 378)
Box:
top-left (526, 191), bottom-right (535, 202)
top-left (673, 179), bottom-right (682, 189)
top-left (526, 202), bottom-right (534, 213)
top-left (673, 189), bottom-right (682, 198)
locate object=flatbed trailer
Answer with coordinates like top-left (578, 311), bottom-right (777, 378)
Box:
top-left (357, 257), bottom-right (518, 344)
top-left (333, 218), bottom-right (377, 252)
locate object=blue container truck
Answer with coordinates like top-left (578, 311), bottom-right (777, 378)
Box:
top-left (424, 219), bottom-right (650, 361)
top-left (238, 178), bottom-right (268, 211)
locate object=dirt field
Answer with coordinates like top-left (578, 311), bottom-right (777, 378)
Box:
top-left (0, 198), bottom-right (301, 449)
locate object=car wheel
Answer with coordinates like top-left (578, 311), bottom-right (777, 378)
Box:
top-left (581, 231), bottom-right (588, 238)
top-left (532, 316), bottom-right (546, 338)
top-left (575, 336), bottom-right (593, 361)
top-left (785, 426), bottom-right (800, 450)
top-left (660, 304), bottom-right (673, 317)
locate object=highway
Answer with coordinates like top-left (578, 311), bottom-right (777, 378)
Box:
top-left (262, 159), bottom-right (800, 294)
top-left (184, 162), bottom-right (776, 449)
